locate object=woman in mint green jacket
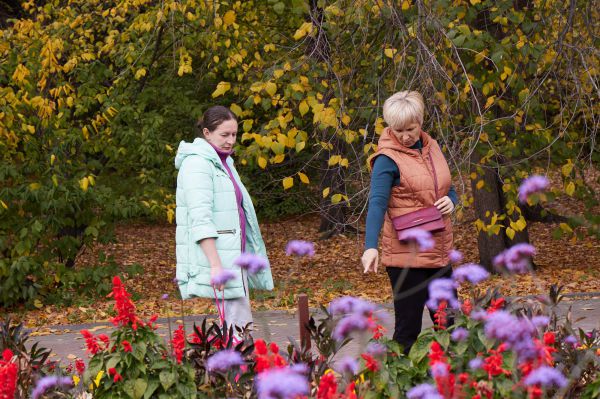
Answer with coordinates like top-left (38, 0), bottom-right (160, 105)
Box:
top-left (174, 105), bottom-right (273, 330)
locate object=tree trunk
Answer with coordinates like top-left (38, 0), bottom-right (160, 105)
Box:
top-left (470, 151), bottom-right (507, 271)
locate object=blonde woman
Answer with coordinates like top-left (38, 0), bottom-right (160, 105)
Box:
top-left (361, 91), bottom-right (458, 353)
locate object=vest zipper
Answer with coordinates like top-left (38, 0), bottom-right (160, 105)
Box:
top-left (216, 229), bottom-right (236, 235)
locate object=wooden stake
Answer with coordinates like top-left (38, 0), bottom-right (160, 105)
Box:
top-left (297, 293), bottom-right (311, 350)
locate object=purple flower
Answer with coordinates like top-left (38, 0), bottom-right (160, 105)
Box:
top-left (398, 228), bottom-right (434, 251)
top-left (531, 315), bottom-right (550, 328)
top-left (335, 356), bottom-right (359, 375)
top-left (210, 269), bottom-right (237, 286)
top-left (564, 335), bottom-right (578, 346)
top-left (161, 293), bottom-right (169, 300)
top-left (451, 327), bottom-right (469, 342)
top-left (484, 311), bottom-right (522, 342)
top-left (206, 349), bottom-right (244, 373)
top-left (470, 309), bottom-right (488, 321)
top-left (332, 314), bottom-right (372, 341)
top-left (32, 376), bottom-right (73, 399)
top-left (469, 357), bottom-right (483, 370)
top-left (234, 253), bottom-right (269, 274)
top-left (256, 366), bottom-right (309, 399)
top-left (285, 240), bottom-right (315, 257)
top-left (494, 243), bottom-right (536, 274)
top-left (524, 366), bottom-right (568, 388)
top-left (366, 342), bottom-right (387, 356)
top-left (452, 263), bottom-right (490, 285)
top-left (448, 249), bottom-right (463, 263)
top-left (329, 296), bottom-right (377, 317)
top-left (518, 175), bottom-right (550, 203)
top-left (431, 362), bottom-right (449, 378)
top-left (426, 278), bottom-right (459, 310)
top-left (407, 383), bottom-right (443, 399)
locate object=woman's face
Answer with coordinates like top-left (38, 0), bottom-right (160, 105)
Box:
top-left (391, 122), bottom-right (421, 147)
top-left (204, 119), bottom-right (238, 151)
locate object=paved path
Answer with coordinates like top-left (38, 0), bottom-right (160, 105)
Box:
top-left (28, 298), bottom-right (600, 364)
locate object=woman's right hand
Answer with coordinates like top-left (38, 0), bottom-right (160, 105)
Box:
top-left (362, 248), bottom-right (379, 274)
top-left (210, 264), bottom-right (225, 291)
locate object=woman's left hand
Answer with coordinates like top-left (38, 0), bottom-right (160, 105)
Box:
top-left (434, 196), bottom-right (454, 215)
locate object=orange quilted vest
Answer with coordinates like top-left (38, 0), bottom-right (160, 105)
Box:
top-left (369, 128), bottom-right (453, 268)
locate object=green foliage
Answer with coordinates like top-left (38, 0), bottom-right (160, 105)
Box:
top-left (1, 0), bottom-right (598, 306)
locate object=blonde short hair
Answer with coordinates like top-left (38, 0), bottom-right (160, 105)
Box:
top-left (382, 91), bottom-right (424, 129)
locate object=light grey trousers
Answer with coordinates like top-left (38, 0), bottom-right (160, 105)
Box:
top-left (219, 271), bottom-right (253, 332)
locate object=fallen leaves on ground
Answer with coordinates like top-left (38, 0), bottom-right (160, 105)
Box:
top-left (6, 168), bottom-right (600, 331)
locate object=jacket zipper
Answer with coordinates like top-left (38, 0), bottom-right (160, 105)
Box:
top-left (216, 229), bottom-right (236, 234)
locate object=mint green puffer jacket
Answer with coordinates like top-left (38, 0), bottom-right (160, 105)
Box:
top-left (174, 138), bottom-right (274, 299)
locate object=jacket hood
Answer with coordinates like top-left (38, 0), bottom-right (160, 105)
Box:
top-left (376, 127), bottom-right (433, 156)
top-left (174, 138), bottom-right (222, 170)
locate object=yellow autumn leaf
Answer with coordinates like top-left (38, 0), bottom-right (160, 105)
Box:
top-left (50, 154), bottom-right (56, 165)
top-left (562, 161), bottom-right (573, 177)
top-left (212, 81), bottom-right (231, 98)
top-left (33, 299), bottom-right (43, 309)
top-left (229, 103), bottom-right (242, 116)
top-left (384, 48), bottom-right (396, 58)
top-left (282, 177), bottom-right (294, 190)
top-left (298, 172), bottom-right (309, 184)
top-left (243, 119), bottom-right (253, 132)
top-left (506, 227), bottom-right (515, 240)
top-left (264, 81), bottom-right (277, 97)
top-left (0, 200), bottom-right (7, 210)
top-left (484, 96), bottom-right (495, 108)
top-left (82, 126), bottom-right (89, 140)
top-left (134, 68), bottom-right (146, 80)
top-left (223, 10), bottom-right (236, 26)
top-left (258, 157), bottom-right (267, 169)
top-left (273, 154), bottom-right (285, 164)
top-left (322, 187), bottom-right (330, 198)
top-left (331, 193), bottom-right (343, 204)
top-left (293, 21), bottom-right (314, 40)
top-left (565, 181), bottom-right (575, 196)
top-left (299, 101), bottom-right (309, 116)
top-left (166, 208), bottom-right (174, 224)
top-left (476, 180), bottom-right (485, 190)
top-left (402, 0), bottom-right (411, 10)
top-left (470, 0), bottom-right (481, 4)
top-left (296, 141), bottom-right (306, 152)
top-left (79, 177), bottom-right (89, 192)
top-left (29, 183), bottom-right (41, 191)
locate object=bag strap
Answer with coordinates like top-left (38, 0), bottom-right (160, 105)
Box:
top-left (428, 154), bottom-right (439, 199)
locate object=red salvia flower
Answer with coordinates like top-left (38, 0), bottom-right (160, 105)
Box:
top-left (97, 334), bottom-right (110, 349)
top-left (461, 299), bottom-right (473, 316)
top-left (122, 340), bottom-right (133, 353)
top-left (367, 314), bottom-right (386, 340)
top-left (171, 325), bottom-right (185, 364)
top-left (75, 359), bottom-right (85, 375)
top-left (487, 298), bottom-right (506, 314)
top-left (317, 373), bottom-right (338, 399)
top-left (0, 349), bottom-right (18, 399)
top-left (253, 339), bottom-right (287, 373)
top-left (482, 348), bottom-right (511, 378)
top-left (433, 300), bottom-right (448, 330)
top-left (108, 367), bottom-right (117, 376)
top-left (344, 381), bottom-right (358, 399)
top-left (80, 330), bottom-right (101, 355)
top-left (361, 353), bottom-right (379, 372)
top-left (113, 373), bottom-right (123, 383)
top-left (108, 276), bottom-right (140, 330)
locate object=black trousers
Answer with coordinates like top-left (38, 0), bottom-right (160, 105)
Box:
top-left (386, 265), bottom-right (454, 354)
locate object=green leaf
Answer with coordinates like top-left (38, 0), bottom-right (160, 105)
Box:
top-left (134, 378), bottom-right (148, 399)
top-left (408, 336), bottom-right (430, 364)
top-left (159, 370), bottom-right (176, 391)
top-left (144, 379), bottom-right (160, 399)
top-left (106, 355), bottom-right (120, 370)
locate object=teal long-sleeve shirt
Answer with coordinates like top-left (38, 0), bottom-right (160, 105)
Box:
top-left (365, 140), bottom-right (458, 250)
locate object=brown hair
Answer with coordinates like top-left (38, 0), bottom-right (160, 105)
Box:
top-left (196, 105), bottom-right (237, 136)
